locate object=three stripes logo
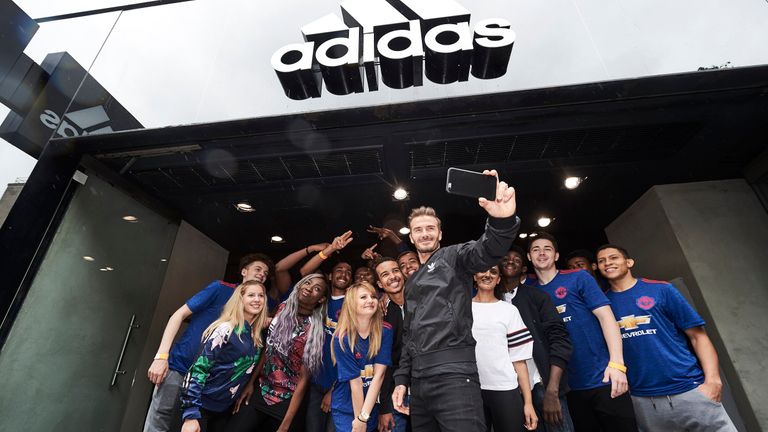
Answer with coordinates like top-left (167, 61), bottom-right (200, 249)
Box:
top-left (39, 105), bottom-right (114, 138)
top-left (271, 0), bottom-right (516, 100)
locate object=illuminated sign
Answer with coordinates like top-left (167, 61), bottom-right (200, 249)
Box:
top-left (271, 0), bottom-right (516, 100)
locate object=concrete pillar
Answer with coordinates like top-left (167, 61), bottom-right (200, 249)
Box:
top-left (605, 179), bottom-right (768, 432)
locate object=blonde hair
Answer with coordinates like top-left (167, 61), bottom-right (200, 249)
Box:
top-left (331, 281), bottom-right (383, 364)
top-left (408, 206), bottom-right (441, 230)
top-left (202, 280), bottom-right (268, 348)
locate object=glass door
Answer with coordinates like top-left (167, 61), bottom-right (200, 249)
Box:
top-left (0, 172), bottom-right (178, 431)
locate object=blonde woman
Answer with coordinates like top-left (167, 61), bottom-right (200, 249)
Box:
top-left (331, 281), bottom-right (393, 432)
top-left (180, 280), bottom-right (268, 432)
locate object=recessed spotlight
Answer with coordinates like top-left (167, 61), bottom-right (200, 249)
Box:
top-left (235, 202), bottom-right (255, 213)
top-left (122, 215), bottom-right (138, 222)
top-left (564, 176), bottom-right (583, 190)
top-left (529, 232), bottom-right (538, 238)
top-left (270, 235), bottom-right (284, 243)
top-left (537, 217), bottom-right (552, 228)
top-left (83, 256), bottom-right (95, 262)
top-left (99, 268), bottom-right (109, 272)
top-left (105, 267), bottom-right (114, 271)
top-left (393, 188), bottom-right (408, 201)
top-left (160, 258), bottom-right (168, 262)
top-left (518, 233), bottom-right (528, 239)
top-left (399, 227), bottom-right (410, 235)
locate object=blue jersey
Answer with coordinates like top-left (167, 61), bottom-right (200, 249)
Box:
top-left (180, 322), bottom-right (261, 419)
top-left (313, 296), bottom-right (345, 389)
top-left (605, 278), bottom-right (705, 397)
top-left (169, 280), bottom-right (236, 374)
top-left (537, 269), bottom-right (611, 390)
top-left (332, 324), bottom-right (393, 431)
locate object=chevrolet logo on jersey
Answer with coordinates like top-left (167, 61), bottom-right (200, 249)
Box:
top-left (617, 315), bottom-right (651, 330)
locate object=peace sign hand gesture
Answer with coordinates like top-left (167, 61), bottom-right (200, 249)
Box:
top-left (331, 230), bottom-right (354, 252)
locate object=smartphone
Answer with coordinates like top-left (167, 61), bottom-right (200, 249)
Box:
top-left (445, 167), bottom-right (497, 200)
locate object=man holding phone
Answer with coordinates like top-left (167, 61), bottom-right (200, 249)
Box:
top-left (392, 169), bottom-right (520, 432)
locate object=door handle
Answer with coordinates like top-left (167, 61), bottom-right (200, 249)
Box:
top-left (111, 314), bottom-right (140, 387)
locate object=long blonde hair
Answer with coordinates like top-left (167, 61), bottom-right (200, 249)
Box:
top-left (202, 280), bottom-right (268, 348)
top-left (331, 281), bottom-right (383, 364)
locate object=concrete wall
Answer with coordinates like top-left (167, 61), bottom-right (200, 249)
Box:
top-left (0, 183), bottom-right (24, 228)
top-left (606, 179), bottom-right (768, 432)
top-left (119, 221), bottom-right (228, 432)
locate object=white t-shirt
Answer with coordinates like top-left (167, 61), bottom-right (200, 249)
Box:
top-left (471, 300), bottom-right (534, 391)
top-left (503, 289), bottom-right (543, 388)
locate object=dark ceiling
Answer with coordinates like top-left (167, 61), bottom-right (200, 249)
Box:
top-left (63, 65), bottom-right (768, 274)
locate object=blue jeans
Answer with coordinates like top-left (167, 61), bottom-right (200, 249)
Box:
top-left (531, 383), bottom-right (575, 432)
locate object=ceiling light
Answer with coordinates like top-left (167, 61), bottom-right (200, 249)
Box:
top-left (518, 233), bottom-right (528, 239)
top-left (160, 258), bottom-right (168, 262)
top-left (564, 176), bottom-right (583, 190)
top-left (105, 267), bottom-right (114, 271)
top-left (393, 188), bottom-right (408, 201)
top-left (122, 215), bottom-right (138, 222)
top-left (399, 227), bottom-right (410, 235)
top-left (529, 232), bottom-right (538, 237)
top-left (537, 217), bottom-right (552, 228)
top-left (270, 235), bottom-right (284, 243)
top-left (235, 202), bottom-right (255, 213)
top-left (83, 256), bottom-right (95, 262)
top-left (99, 268), bottom-right (109, 272)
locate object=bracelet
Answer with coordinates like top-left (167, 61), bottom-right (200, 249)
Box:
top-left (318, 250), bottom-right (328, 260)
top-left (608, 361), bottom-right (627, 373)
top-left (154, 353), bottom-right (169, 360)
top-left (357, 414), bottom-right (368, 423)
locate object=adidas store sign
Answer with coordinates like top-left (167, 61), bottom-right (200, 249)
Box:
top-left (271, 0), bottom-right (515, 100)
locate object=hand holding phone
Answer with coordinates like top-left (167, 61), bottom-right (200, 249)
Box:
top-left (445, 167), bottom-right (497, 200)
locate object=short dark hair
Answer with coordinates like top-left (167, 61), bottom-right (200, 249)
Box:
top-left (507, 245), bottom-right (526, 259)
top-left (239, 253), bottom-right (273, 272)
top-left (527, 232), bottom-right (558, 252)
top-left (565, 249), bottom-right (595, 264)
top-left (596, 244), bottom-right (631, 259)
top-left (371, 256), bottom-right (398, 281)
top-left (396, 250), bottom-right (417, 261)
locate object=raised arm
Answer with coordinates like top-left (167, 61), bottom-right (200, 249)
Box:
top-left (300, 231), bottom-right (353, 276)
top-left (275, 243), bottom-right (329, 295)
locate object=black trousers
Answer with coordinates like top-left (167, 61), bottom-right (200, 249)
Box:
top-left (197, 408), bottom-right (231, 432)
top-left (225, 391), bottom-right (308, 432)
top-left (566, 385), bottom-right (637, 432)
top-left (410, 373), bottom-right (486, 432)
top-left (481, 388), bottom-right (524, 432)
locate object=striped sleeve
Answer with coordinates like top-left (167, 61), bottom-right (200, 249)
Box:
top-left (506, 304), bottom-right (533, 362)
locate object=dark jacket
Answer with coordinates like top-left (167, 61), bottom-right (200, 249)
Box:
top-left (508, 284), bottom-right (573, 394)
top-left (379, 299), bottom-right (405, 415)
top-left (394, 216), bottom-right (520, 387)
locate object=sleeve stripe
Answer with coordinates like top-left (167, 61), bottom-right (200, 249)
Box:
top-left (507, 328), bottom-right (529, 337)
top-left (508, 336), bottom-right (534, 348)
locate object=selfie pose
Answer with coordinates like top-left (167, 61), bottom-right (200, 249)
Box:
top-left (179, 280), bottom-right (269, 432)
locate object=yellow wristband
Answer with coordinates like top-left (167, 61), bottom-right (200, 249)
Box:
top-left (154, 353), bottom-right (169, 360)
top-left (318, 250), bottom-right (328, 260)
top-left (608, 361), bottom-right (627, 373)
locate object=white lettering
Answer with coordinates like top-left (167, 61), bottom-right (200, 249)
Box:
top-left (621, 329), bottom-right (658, 339)
top-left (473, 18), bottom-right (515, 49)
top-left (39, 109), bottom-right (60, 130)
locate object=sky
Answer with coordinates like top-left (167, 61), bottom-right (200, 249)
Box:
top-left (2, 0), bottom-right (768, 196)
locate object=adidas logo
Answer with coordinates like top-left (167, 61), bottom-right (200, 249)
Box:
top-left (271, 0), bottom-right (516, 100)
top-left (39, 105), bottom-right (114, 138)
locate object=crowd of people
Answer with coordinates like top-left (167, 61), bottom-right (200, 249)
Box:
top-left (143, 171), bottom-right (738, 432)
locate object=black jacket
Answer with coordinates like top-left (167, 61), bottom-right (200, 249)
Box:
top-left (508, 284), bottom-right (573, 394)
top-left (394, 216), bottom-right (520, 387)
top-left (379, 299), bottom-right (405, 415)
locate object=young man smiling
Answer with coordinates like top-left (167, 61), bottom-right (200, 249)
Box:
top-left (527, 233), bottom-right (637, 431)
top-left (596, 245), bottom-right (736, 432)
top-left (392, 170), bottom-right (519, 432)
